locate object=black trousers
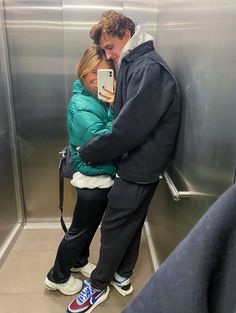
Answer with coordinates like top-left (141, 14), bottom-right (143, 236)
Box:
top-left (91, 178), bottom-right (158, 290)
top-left (47, 187), bottom-right (109, 283)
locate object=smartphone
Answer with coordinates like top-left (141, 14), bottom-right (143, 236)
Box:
top-left (97, 69), bottom-right (114, 101)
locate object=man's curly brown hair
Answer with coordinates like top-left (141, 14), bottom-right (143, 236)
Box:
top-left (90, 10), bottom-right (135, 44)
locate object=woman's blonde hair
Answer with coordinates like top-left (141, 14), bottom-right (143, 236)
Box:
top-left (76, 45), bottom-right (106, 91)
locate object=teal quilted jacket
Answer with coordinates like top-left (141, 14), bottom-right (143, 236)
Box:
top-left (67, 80), bottom-right (116, 176)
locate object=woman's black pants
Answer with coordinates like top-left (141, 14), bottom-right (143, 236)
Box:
top-left (47, 187), bottom-right (109, 283)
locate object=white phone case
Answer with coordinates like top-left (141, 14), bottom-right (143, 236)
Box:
top-left (97, 69), bottom-right (114, 101)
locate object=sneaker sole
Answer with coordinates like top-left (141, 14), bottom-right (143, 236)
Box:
top-left (44, 278), bottom-right (81, 296)
top-left (110, 281), bottom-right (134, 296)
top-left (67, 286), bottom-right (110, 313)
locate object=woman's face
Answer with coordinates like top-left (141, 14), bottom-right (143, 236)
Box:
top-left (83, 59), bottom-right (111, 93)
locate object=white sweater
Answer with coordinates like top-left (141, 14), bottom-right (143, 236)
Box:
top-left (70, 171), bottom-right (114, 189)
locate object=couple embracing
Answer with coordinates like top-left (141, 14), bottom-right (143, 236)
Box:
top-left (45, 10), bottom-right (181, 313)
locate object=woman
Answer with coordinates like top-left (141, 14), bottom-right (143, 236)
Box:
top-left (45, 45), bottom-right (115, 296)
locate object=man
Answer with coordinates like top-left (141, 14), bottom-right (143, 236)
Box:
top-left (67, 10), bottom-right (181, 313)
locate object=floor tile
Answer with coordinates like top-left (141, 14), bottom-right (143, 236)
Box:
top-left (0, 293), bottom-right (71, 313)
top-left (12, 229), bottom-right (64, 252)
top-left (0, 250), bottom-right (57, 293)
top-left (0, 228), bottom-right (154, 313)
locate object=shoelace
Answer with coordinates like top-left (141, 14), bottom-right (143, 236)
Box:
top-left (77, 283), bottom-right (95, 303)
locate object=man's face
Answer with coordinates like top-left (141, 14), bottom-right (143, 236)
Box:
top-left (99, 31), bottom-right (131, 64)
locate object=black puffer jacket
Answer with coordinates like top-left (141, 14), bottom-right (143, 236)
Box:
top-left (79, 41), bottom-right (181, 183)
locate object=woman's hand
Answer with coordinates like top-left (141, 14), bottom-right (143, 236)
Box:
top-left (100, 80), bottom-right (116, 104)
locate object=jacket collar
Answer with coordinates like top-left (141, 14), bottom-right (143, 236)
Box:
top-left (123, 40), bottom-right (154, 63)
top-left (73, 79), bottom-right (100, 100)
top-left (72, 79), bottom-right (108, 106)
top-left (72, 79), bottom-right (90, 96)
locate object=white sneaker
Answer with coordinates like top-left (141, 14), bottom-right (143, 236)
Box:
top-left (44, 275), bottom-right (82, 296)
top-left (111, 273), bottom-right (134, 296)
top-left (71, 262), bottom-right (96, 278)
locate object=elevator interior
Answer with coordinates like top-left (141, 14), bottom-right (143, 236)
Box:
top-left (1, 0), bottom-right (236, 273)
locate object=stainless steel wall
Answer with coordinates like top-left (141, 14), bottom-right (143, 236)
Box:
top-left (0, 0), bottom-right (22, 249)
top-left (148, 0), bottom-right (236, 262)
top-left (123, 0), bottom-right (157, 38)
top-left (4, 0), bottom-right (68, 221)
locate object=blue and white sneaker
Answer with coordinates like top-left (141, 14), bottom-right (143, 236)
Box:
top-left (66, 280), bottom-right (109, 313)
top-left (111, 273), bottom-right (133, 296)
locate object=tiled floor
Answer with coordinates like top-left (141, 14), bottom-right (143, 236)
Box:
top-left (0, 227), bottom-right (154, 313)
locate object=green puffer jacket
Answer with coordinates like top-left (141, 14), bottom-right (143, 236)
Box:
top-left (67, 80), bottom-right (116, 176)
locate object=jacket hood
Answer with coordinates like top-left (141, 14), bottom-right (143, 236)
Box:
top-left (118, 24), bottom-right (154, 68)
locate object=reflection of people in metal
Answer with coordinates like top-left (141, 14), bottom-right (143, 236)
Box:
top-left (123, 183), bottom-right (236, 313)
top-left (67, 10), bottom-right (181, 313)
top-left (44, 45), bottom-right (116, 296)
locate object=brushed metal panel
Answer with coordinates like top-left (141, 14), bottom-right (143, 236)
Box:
top-left (157, 0), bottom-right (236, 195)
top-left (4, 0), bottom-right (67, 220)
top-left (0, 0), bottom-right (19, 247)
top-left (148, 180), bottom-right (215, 263)
top-left (148, 0), bottom-right (236, 261)
top-left (4, 0), bottom-right (125, 221)
top-left (123, 0), bottom-right (158, 39)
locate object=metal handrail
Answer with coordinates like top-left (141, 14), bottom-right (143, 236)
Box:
top-left (164, 172), bottom-right (208, 201)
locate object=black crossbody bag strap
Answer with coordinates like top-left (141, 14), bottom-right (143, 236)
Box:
top-left (59, 158), bottom-right (68, 233)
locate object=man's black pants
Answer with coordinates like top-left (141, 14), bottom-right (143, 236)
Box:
top-left (91, 177), bottom-right (158, 290)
